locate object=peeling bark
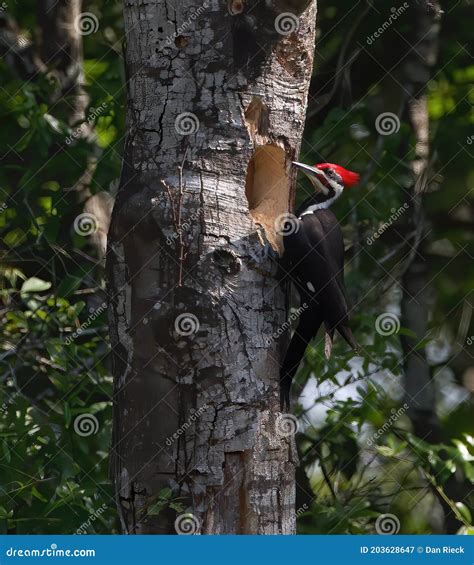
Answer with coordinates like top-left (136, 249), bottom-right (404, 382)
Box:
top-left (108, 1), bottom-right (317, 534)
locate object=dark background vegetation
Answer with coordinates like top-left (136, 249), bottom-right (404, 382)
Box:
top-left (0, 1), bottom-right (472, 534)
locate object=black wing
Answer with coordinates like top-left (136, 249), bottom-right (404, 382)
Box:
top-left (280, 209), bottom-right (358, 409)
top-left (283, 210), bottom-right (350, 328)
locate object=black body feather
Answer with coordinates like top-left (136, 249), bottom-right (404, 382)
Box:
top-left (280, 199), bottom-right (357, 410)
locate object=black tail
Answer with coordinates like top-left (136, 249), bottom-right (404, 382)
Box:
top-left (280, 306), bottom-right (322, 411)
top-left (336, 324), bottom-right (359, 352)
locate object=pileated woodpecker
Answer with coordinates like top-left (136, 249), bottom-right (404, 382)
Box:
top-left (280, 161), bottom-right (360, 411)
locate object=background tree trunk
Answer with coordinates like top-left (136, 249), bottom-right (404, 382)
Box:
top-left (1, 0), bottom-right (88, 124)
top-left (398, 0), bottom-right (441, 440)
top-left (37, 0), bottom-right (89, 125)
top-left (37, 0), bottom-right (111, 260)
top-left (395, 0), bottom-right (465, 533)
top-left (107, 0), bottom-right (317, 534)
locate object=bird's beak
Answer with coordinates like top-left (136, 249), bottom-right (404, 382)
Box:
top-left (292, 161), bottom-right (326, 178)
top-left (292, 161), bottom-right (329, 194)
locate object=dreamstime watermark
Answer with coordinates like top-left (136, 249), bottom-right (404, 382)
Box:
top-left (166, 209), bottom-right (202, 245)
top-left (375, 112), bottom-right (401, 135)
top-left (0, 1), bottom-right (8, 14)
top-left (164, 2), bottom-right (210, 46)
top-left (467, 135), bottom-right (474, 145)
top-left (174, 512), bottom-right (200, 535)
top-left (366, 403), bottom-right (409, 446)
top-left (467, 336), bottom-right (474, 345)
top-left (75, 504), bottom-right (107, 534)
top-left (273, 503), bottom-right (309, 534)
top-left (175, 112), bottom-right (200, 135)
top-left (74, 212), bottom-right (98, 236)
top-left (65, 302), bottom-right (107, 345)
top-left (74, 12), bottom-right (99, 36)
top-left (5, 545), bottom-right (95, 558)
top-left (65, 103), bottom-right (108, 145)
top-left (274, 213), bottom-right (300, 236)
top-left (375, 312), bottom-right (400, 336)
top-left (165, 405), bottom-right (209, 447)
top-left (274, 12), bottom-right (299, 35)
top-left (263, 413), bottom-right (299, 440)
top-left (375, 513), bottom-right (400, 534)
top-left (174, 313), bottom-right (200, 336)
top-left (296, 503), bottom-right (309, 518)
top-left (73, 414), bottom-right (99, 437)
top-left (366, 3), bottom-right (410, 44)
top-left (264, 302), bottom-right (308, 345)
top-left (366, 202), bottom-right (409, 245)
top-left (275, 413), bottom-right (299, 437)
top-left (0, 392), bottom-right (19, 416)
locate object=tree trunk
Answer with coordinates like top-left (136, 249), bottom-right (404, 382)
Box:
top-left (396, 0), bottom-right (464, 534)
top-left (37, 0), bottom-right (89, 125)
top-left (398, 0), bottom-right (441, 441)
top-left (107, 0), bottom-right (317, 534)
top-left (37, 1), bottom-right (111, 260)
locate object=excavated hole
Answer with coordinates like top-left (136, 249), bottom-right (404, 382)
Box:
top-left (228, 0), bottom-right (245, 15)
top-left (245, 144), bottom-right (290, 254)
top-left (212, 249), bottom-right (241, 275)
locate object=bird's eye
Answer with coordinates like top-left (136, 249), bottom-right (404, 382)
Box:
top-left (326, 169), bottom-right (335, 177)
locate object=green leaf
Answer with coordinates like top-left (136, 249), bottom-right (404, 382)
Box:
top-left (398, 327), bottom-right (418, 338)
top-left (2, 441), bottom-right (11, 464)
top-left (21, 277), bottom-right (52, 294)
top-left (3, 228), bottom-right (27, 247)
top-left (147, 501), bottom-right (165, 516)
top-left (453, 439), bottom-right (474, 461)
top-left (375, 445), bottom-right (396, 458)
top-left (31, 487), bottom-right (47, 503)
top-left (56, 275), bottom-right (82, 298)
top-left (64, 403), bottom-right (71, 428)
top-left (159, 487), bottom-right (172, 499)
top-left (455, 502), bottom-right (472, 524)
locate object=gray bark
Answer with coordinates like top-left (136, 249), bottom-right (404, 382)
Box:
top-left (107, 0), bottom-right (317, 534)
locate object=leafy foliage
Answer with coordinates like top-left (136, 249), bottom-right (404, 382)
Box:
top-left (0, 0), bottom-right (122, 533)
top-left (294, 0), bottom-right (474, 534)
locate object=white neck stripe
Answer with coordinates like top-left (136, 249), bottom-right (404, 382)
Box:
top-left (298, 185), bottom-right (344, 218)
top-left (299, 196), bottom-right (337, 217)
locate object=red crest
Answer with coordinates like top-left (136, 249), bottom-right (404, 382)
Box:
top-left (315, 163), bottom-right (360, 187)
